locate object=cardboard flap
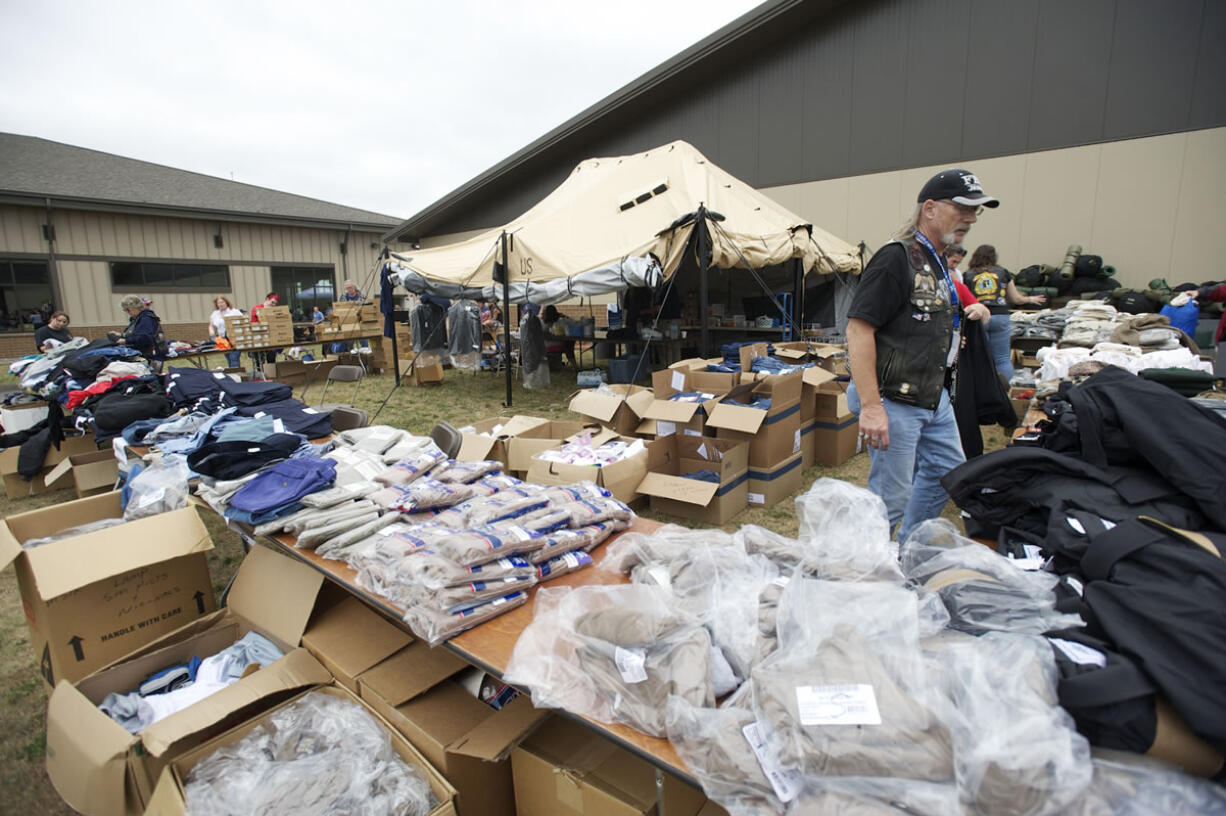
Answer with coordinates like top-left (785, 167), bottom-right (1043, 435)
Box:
top-left (802, 366), bottom-right (836, 386)
top-left (144, 767), bottom-right (187, 816)
top-left (705, 403), bottom-right (766, 433)
top-left (0, 525), bottom-right (20, 572)
top-left (447, 694), bottom-right (548, 761)
top-left (359, 641), bottom-right (467, 706)
top-left (24, 506), bottom-right (213, 600)
top-left (44, 456), bottom-right (76, 488)
top-left (500, 415), bottom-right (550, 436)
top-left (457, 434), bottom-right (497, 462)
top-left (642, 400), bottom-right (700, 423)
top-left (624, 388), bottom-right (655, 418)
top-left (140, 648), bottom-right (331, 757)
top-left (568, 390), bottom-right (622, 423)
top-left (637, 472), bottom-right (720, 506)
top-left (45, 680), bottom-right (137, 816)
top-left (226, 545), bottom-right (325, 650)
top-left (302, 595), bottom-right (413, 678)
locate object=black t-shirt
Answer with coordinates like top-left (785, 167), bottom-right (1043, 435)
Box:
top-left (847, 243), bottom-right (913, 328)
top-left (963, 265), bottom-right (1012, 312)
top-left (34, 325), bottom-right (71, 350)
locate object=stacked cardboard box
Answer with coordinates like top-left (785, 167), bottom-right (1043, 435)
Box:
top-left (636, 435), bottom-right (749, 524)
top-left (44, 449), bottom-right (119, 498)
top-left (525, 433), bottom-right (648, 504)
top-left (0, 433), bottom-right (98, 497)
top-left (569, 383), bottom-right (654, 436)
top-left (639, 367), bottom-right (734, 438)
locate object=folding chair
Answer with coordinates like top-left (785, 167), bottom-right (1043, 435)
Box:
top-left (329, 406), bottom-right (370, 431)
top-left (429, 420), bottom-right (463, 458)
top-left (316, 364), bottom-right (364, 413)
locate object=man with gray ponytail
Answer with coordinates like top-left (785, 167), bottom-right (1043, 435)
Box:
top-left (845, 169), bottom-right (1000, 542)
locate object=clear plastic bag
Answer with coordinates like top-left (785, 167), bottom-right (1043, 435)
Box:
top-left (504, 584), bottom-right (714, 737)
top-left (933, 632), bottom-right (1092, 816)
top-left (535, 550), bottom-right (594, 582)
top-left (23, 517), bottom-right (126, 549)
top-left (300, 481), bottom-right (380, 508)
top-left (901, 518), bottom-right (1081, 635)
top-left (374, 448), bottom-right (448, 486)
top-left (431, 459), bottom-right (502, 484)
top-left (316, 513), bottom-right (401, 559)
top-left (403, 589), bottom-right (529, 646)
top-left (1073, 752), bottom-right (1226, 815)
top-left (529, 519), bottom-right (629, 564)
top-left (337, 425), bottom-right (406, 456)
top-left (793, 478), bottom-right (904, 582)
top-left (326, 446), bottom-right (392, 486)
top-left (600, 524), bottom-right (734, 574)
top-left (387, 478), bottom-right (472, 512)
top-left (123, 454), bottom-right (192, 520)
top-left (182, 690), bottom-right (437, 816)
top-left (294, 510), bottom-right (381, 550)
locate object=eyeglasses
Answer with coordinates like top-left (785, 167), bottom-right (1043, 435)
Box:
top-left (944, 201), bottom-right (983, 216)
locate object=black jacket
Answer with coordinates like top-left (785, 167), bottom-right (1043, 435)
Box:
top-left (953, 318), bottom-right (1017, 458)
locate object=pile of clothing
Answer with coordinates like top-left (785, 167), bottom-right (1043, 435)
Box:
top-left (1057, 302), bottom-right (1118, 349)
top-left (504, 475), bottom-right (1226, 814)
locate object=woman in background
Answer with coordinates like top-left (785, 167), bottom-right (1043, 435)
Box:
top-left (963, 244), bottom-right (1045, 382)
top-left (34, 311), bottom-right (71, 352)
top-left (209, 295), bottom-right (243, 368)
top-left (114, 295), bottom-right (163, 360)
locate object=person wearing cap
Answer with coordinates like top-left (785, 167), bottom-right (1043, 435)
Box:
top-left (114, 294), bottom-right (164, 360)
top-left (845, 169), bottom-right (1000, 542)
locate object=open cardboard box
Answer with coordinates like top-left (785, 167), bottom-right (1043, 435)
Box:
top-left (0, 433), bottom-right (98, 497)
top-left (512, 716), bottom-right (707, 816)
top-left (300, 584), bottom-right (415, 694)
top-left (747, 452), bottom-right (804, 507)
top-left (457, 415), bottom-right (551, 467)
top-left (568, 384), bottom-right (655, 436)
top-left (505, 421), bottom-right (614, 476)
top-left (359, 641), bottom-right (547, 816)
top-left (44, 449), bottom-right (119, 498)
top-left (144, 683), bottom-right (457, 816)
top-left (636, 435), bottom-right (748, 525)
top-left (639, 368), bottom-right (732, 437)
top-left (0, 491), bottom-right (215, 689)
top-left (706, 366), bottom-right (802, 470)
top-left (44, 545), bottom-right (327, 816)
top-left (525, 434), bottom-right (648, 504)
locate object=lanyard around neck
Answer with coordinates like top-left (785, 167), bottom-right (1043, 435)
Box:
top-left (912, 231), bottom-right (960, 329)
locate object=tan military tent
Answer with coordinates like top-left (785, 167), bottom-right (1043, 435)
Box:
top-left (383, 140), bottom-right (860, 304)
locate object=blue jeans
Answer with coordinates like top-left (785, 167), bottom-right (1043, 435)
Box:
top-left (848, 383), bottom-right (965, 543)
top-left (224, 351), bottom-right (241, 368)
top-left (986, 313), bottom-right (1014, 382)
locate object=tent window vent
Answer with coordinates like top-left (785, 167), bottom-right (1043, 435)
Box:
top-left (618, 178), bottom-right (669, 212)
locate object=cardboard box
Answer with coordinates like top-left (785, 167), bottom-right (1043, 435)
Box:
top-left (505, 421), bottom-right (614, 476)
top-left (706, 369), bottom-right (802, 470)
top-left (44, 545), bottom-right (328, 816)
top-left (0, 492), bottom-right (215, 689)
top-left (457, 415), bottom-right (551, 467)
top-left (525, 436), bottom-right (649, 505)
top-left (696, 800), bottom-right (732, 816)
top-left (636, 435), bottom-right (748, 524)
top-left (640, 368), bottom-right (731, 437)
top-left (0, 400), bottom-right (49, 433)
top-left (813, 412), bottom-right (861, 467)
top-left (747, 452), bottom-right (804, 507)
top-left (360, 642), bottom-right (545, 816)
top-left (415, 362), bottom-right (444, 385)
top-left (799, 417), bottom-right (817, 469)
top-left (0, 433), bottom-right (98, 497)
top-left (301, 586), bottom-right (415, 694)
top-left (1009, 386), bottom-right (1033, 425)
top-left (44, 449), bottom-right (119, 498)
top-left (511, 716), bottom-right (707, 816)
top-left (144, 683), bottom-right (457, 816)
top-left (569, 384), bottom-right (655, 436)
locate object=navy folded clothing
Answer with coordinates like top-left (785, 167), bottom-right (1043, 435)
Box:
top-left (226, 457), bottom-right (336, 518)
top-left (679, 469), bottom-right (720, 483)
top-left (187, 433), bottom-right (305, 480)
top-left (235, 399), bottom-right (332, 439)
top-left (217, 378), bottom-right (292, 407)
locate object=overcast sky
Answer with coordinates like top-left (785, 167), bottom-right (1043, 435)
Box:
top-left (0, 0), bottom-right (762, 220)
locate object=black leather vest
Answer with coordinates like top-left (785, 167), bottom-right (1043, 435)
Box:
top-left (874, 234), bottom-right (955, 410)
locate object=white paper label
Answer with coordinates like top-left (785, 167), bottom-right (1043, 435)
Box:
top-left (795, 684), bottom-right (881, 726)
top-left (793, 429), bottom-right (801, 452)
top-left (213, 372), bottom-right (227, 379)
top-left (1064, 576), bottom-right (1084, 596)
top-left (670, 370), bottom-right (686, 392)
top-left (1049, 638), bottom-right (1107, 668)
top-left (1009, 557), bottom-right (1046, 571)
top-left (656, 420), bottom-right (676, 437)
top-left (273, 418), bottom-right (286, 434)
top-left (683, 428), bottom-right (702, 436)
top-left (561, 552), bottom-right (580, 569)
top-left (748, 492), bottom-right (765, 505)
top-left (137, 486), bottom-right (166, 508)
top-left (647, 565), bottom-right (671, 588)
top-left (771, 576), bottom-right (790, 588)
top-left (508, 525), bottom-right (532, 542)
top-left (302, 407), bottom-right (319, 414)
top-left (1023, 544), bottom-right (1043, 559)
top-left (696, 442), bottom-right (708, 460)
top-left (741, 721), bottom-right (801, 803)
top-left (254, 411), bottom-right (267, 418)
top-left (614, 646), bottom-right (648, 684)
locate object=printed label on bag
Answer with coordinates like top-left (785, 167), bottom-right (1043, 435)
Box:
top-left (771, 576), bottom-right (790, 588)
top-left (1049, 638), bottom-right (1107, 667)
top-left (793, 429), bottom-right (801, 452)
top-left (795, 684), bottom-right (881, 725)
top-left (647, 565), bottom-right (671, 588)
top-left (741, 721), bottom-right (801, 802)
top-left (614, 646), bottom-right (648, 684)
top-left (748, 492), bottom-right (765, 505)
top-left (561, 552), bottom-right (581, 569)
top-left (682, 428), bottom-right (702, 436)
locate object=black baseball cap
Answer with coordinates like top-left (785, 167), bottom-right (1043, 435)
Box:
top-left (917, 169), bottom-right (1000, 208)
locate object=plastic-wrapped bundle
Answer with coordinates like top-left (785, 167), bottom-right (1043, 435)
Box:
top-left (508, 507), bottom-right (574, 535)
top-left (402, 523), bottom-right (545, 567)
top-left (403, 590), bottom-right (529, 646)
top-left (182, 690), bottom-right (437, 816)
top-left (336, 425), bottom-right (408, 456)
top-left (901, 518), bottom-right (1081, 635)
top-left (752, 577), bottom-right (788, 668)
top-left (326, 446), bottom-right (391, 486)
top-left (536, 550), bottom-right (594, 582)
top-left (431, 459), bottom-right (502, 484)
top-left (539, 481), bottom-right (613, 503)
top-left (23, 518), bottom-right (126, 549)
top-left (295, 510), bottom-right (381, 550)
top-left (374, 448), bottom-right (448, 487)
top-left (279, 501), bottom-right (377, 536)
top-left (927, 632), bottom-right (1091, 816)
top-left (529, 519), bottom-right (629, 565)
top-left (555, 496), bottom-right (634, 527)
top-left (428, 487), bottom-right (550, 530)
top-left (405, 574), bottom-right (537, 613)
top-left (786, 777), bottom-right (960, 815)
top-left (475, 473), bottom-right (523, 492)
top-left (734, 525), bottom-right (806, 572)
top-left (315, 514), bottom-right (402, 559)
top-left (504, 585), bottom-right (713, 737)
top-left (665, 696), bottom-right (790, 815)
top-left (380, 434), bottom-right (440, 465)
top-left (793, 478), bottom-right (904, 582)
top-left (387, 477), bottom-right (472, 512)
top-left (364, 550), bottom-right (535, 591)
top-left (300, 481), bottom-right (381, 508)
top-left (753, 577), bottom-right (955, 783)
top-left (1070, 753), bottom-right (1226, 815)
top-left (600, 524), bottom-right (735, 574)
top-left (124, 455), bottom-right (192, 521)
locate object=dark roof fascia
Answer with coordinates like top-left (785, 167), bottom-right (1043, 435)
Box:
top-left (383, 0), bottom-right (850, 243)
top-left (0, 191), bottom-right (395, 234)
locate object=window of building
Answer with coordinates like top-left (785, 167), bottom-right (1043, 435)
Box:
top-left (270, 266), bottom-right (336, 322)
top-left (0, 259), bottom-right (55, 333)
top-left (110, 261), bottom-right (230, 290)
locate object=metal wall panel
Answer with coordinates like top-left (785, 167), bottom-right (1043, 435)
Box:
top-left (757, 45), bottom-right (806, 186)
top-left (1104, 0), bottom-right (1202, 137)
top-left (900, 0), bottom-right (972, 168)
top-left (1189, 0), bottom-right (1226, 128)
top-left (800, 17), bottom-right (854, 182)
top-left (1028, 0), bottom-right (1116, 150)
top-left (715, 69), bottom-right (762, 184)
top-left (963, 1), bottom-right (1039, 159)
top-left (848, 1), bottom-right (910, 175)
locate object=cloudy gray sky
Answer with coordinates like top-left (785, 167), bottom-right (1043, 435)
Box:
top-left (0, 0), bottom-right (762, 220)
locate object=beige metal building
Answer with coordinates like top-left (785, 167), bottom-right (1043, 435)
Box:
top-left (0, 133), bottom-right (405, 358)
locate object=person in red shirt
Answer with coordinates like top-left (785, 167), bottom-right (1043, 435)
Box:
top-left (1198, 283), bottom-right (1226, 376)
top-left (251, 292), bottom-right (279, 322)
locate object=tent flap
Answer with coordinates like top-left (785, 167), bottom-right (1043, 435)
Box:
top-left (387, 255), bottom-right (663, 305)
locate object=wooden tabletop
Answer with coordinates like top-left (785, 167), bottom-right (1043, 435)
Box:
top-left (255, 515), bottom-right (695, 781)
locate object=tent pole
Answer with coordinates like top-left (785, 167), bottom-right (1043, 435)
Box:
top-left (792, 258), bottom-right (803, 341)
top-left (501, 231), bottom-right (512, 407)
top-left (697, 206), bottom-right (710, 358)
